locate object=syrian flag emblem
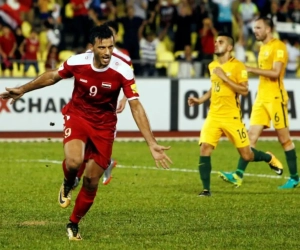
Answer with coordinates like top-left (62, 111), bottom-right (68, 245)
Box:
top-left (102, 82), bottom-right (112, 89)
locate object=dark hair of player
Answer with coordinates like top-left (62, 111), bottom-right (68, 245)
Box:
top-left (89, 24), bottom-right (113, 45)
top-left (105, 21), bottom-right (119, 34)
top-left (217, 32), bottom-right (235, 47)
top-left (256, 16), bottom-right (274, 30)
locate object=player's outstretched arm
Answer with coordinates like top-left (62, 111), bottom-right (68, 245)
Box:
top-left (0, 69), bottom-right (63, 104)
top-left (129, 99), bottom-right (172, 169)
top-left (188, 88), bottom-right (211, 106)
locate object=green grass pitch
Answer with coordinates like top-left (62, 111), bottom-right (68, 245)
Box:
top-left (0, 140), bottom-right (299, 250)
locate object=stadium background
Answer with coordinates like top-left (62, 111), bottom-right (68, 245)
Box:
top-left (0, 0), bottom-right (299, 139)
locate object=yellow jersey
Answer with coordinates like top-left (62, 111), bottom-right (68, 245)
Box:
top-left (257, 38), bottom-right (288, 102)
top-left (208, 57), bottom-right (248, 118)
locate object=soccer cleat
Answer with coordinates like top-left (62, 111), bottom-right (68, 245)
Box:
top-left (102, 159), bottom-right (117, 185)
top-left (72, 177), bottom-right (81, 190)
top-left (198, 190), bottom-right (211, 197)
top-left (266, 151), bottom-right (283, 175)
top-left (58, 180), bottom-right (73, 208)
top-left (219, 171), bottom-right (243, 187)
top-left (66, 222), bottom-right (82, 241)
top-left (278, 178), bottom-right (299, 189)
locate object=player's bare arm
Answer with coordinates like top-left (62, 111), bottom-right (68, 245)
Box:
top-left (116, 95), bottom-right (127, 113)
top-left (128, 99), bottom-right (172, 169)
top-left (246, 61), bottom-right (283, 79)
top-left (213, 67), bottom-right (249, 96)
top-left (188, 89), bottom-right (212, 106)
top-left (0, 69), bottom-right (63, 104)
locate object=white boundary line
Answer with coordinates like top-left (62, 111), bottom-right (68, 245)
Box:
top-left (14, 159), bottom-right (289, 180)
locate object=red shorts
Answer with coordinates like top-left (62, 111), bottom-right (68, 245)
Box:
top-left (63, 114), bottom-right (115, 169)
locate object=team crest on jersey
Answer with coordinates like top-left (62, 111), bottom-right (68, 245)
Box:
top-left (241, 70), bottom-right (247, 78)
top-left (277, 50), bottom-right (284, 58)
top-left (102, 82), bottom-right (112, 89)
top-left (80, 78), bottom-right (88, 83)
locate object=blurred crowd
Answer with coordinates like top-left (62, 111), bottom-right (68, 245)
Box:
top-left (0, 0), bottom-right (299, 78)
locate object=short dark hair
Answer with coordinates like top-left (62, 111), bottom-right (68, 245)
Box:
top-left (256, 16), bottom-right (274, 30)
top-left (89, 24), bottom-right (113, 45)
top-left (105, 21), bottom-right (119, 34)
top-left (217, 32), bottom-right (235, 47)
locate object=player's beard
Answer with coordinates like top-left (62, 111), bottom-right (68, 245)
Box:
top-left (255, 33), bottom-right (267, 42)
top-left (214, 51), bottom-right (225, 57)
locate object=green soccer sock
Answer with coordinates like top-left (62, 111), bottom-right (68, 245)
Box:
top-left (199, 156), bottom-right (212, 191)
top-left (236, 157), bottom-right (248, 178)
top-left (285, 149), bottom-right (299, 181)
top-left (235, 148), bottom-right (272, 178)
top-left (251, 148), bottom-right (272, 162)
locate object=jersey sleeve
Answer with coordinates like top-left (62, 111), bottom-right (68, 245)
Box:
top-left (121, 69), bottom-right (139, 100)
top-left (58, 59), bottom-right (74, 79)
top-left (273, 42), bottom-right (287, 64)
top-left (235, 62), bottom-right (248, 84)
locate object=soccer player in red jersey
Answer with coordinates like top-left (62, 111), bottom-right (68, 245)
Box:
top-left (0, 24), bottom-right (172, 240)
top-left (74, 20), bottom-right (132, 187)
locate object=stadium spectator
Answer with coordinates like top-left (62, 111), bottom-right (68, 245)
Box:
top-left (266, 1), bottom-right (288, 25)
top-left (234, 29), bottom-right (246, 62)
top-left (146, 0), bottom-right (158, 32)
top-left (237, 0), bottom-right (259, 49)
top-left (37, 0), bottom-right (53, 20)
top-left (157, 0), bottom-right (177, 42)
top-left (198, 17), bottom-right (217, 76)
top-left (70, 0), bottom-right (92, 51)
top-left (173, 0), bottom-right (193, 52)
top-left (288, 0), bottom-right (300, 23)
top-left (177, 44), bottom-right (197, 78)
top-left (14, 26), bottom-right (25, 71)
top-left (192, 0), bottom-right (218, 30)
top-left (0, 25), bottom-right (16, 77)
top-left (45, 44), bottom-right (59, 71)
top-left (138, 20), bottom-right (167, 76)
top-left (43, 19), bottom-right (61, 49)
top-left (213, 0), bottom-right (234, 35)
top-left (19, 29), bottom-right (40, 77)
top-left (283, 37), bottom-right (300, 78)
top-left (126, 0), bottom-right (148, 21)
top-left (0, 24), bottom-right (172, 240)
top-left (114, 5), bottom-right (143, 75)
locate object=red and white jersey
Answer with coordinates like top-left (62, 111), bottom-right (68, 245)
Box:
top-left (112, 47), bottom-right (132, 67)
top-left (58, 52), bottom-right (139, 127)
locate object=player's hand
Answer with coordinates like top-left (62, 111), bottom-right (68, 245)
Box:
top-left (188, 97), bottom-right (199, 106)
top-left (116, 98), bottom-right (127, 113)
top-left (213, 67), bottom-right (227, 80)
top-left (149, 144), bottom-right (172, 169)
top-left (0, 87), bottom-right (24, 104)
